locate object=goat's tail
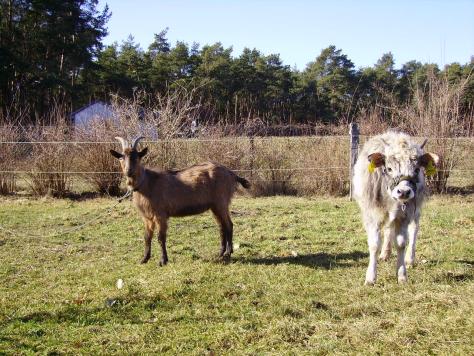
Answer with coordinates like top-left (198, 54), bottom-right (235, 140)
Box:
top-left (236, 175), bottom-right (251, 189)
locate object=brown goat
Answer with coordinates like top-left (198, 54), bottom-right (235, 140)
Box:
top-left (110, 136), bottom-right (250, 265)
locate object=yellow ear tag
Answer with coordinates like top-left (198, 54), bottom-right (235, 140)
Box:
top-left (368, 161), bottom-right (376, 173)
top-left (425, 160), bottom-right (437, 177)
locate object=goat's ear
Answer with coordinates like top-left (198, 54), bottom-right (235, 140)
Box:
top-left (110, 149), bottom-right (123, 159)
top-left (138, 147), bottom-right (148, 158)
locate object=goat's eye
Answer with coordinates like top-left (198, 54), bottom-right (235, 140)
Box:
top-left (387, 167), bottom-right (392, 173)
top-left (414, 168), bottom-right (420, 175)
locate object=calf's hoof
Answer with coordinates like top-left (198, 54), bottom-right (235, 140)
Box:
top-left (365, 270), bottom-right (376, 286)
top-left (406, 259), bottom-right (415, 268)
top-left (398, 276), bottom-right (408, 284)
top-left (379, 252), bottom-right (391, 261)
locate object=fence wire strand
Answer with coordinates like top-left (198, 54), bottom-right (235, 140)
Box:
top-left (0, 135), bottom-right (473, 145)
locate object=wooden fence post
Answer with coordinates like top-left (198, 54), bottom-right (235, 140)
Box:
top-left (349, 123), bottom-right (359, 201)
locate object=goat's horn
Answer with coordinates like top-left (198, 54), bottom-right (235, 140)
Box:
top-left (420, 138), bottom-right (428, 149)
top-left (114, 136), bottom-right (128, 150)
top-left (131, 136), bottom-right (145, 150)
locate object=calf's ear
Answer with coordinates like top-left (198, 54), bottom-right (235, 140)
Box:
top-left (367, 152), bottom-right (385, 173)
top-left (110, 149), bottom-right (123, 159)
top-left (419, 152), bottom-right (439, 167)
top-left (419, 152), bottom-right (439, 176)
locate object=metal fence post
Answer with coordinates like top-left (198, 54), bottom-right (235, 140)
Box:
top-left (349, 123), bottom-right (359, 201)
top-left (249, 135), bottom-right (255, 181)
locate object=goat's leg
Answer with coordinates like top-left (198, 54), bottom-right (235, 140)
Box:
top-left (218, 223), bottom-right (227, 257)
top-left (223, 213), bottom-right (234, 257)
top-left (141, 219), bottom-right (155, 264)
top-left (212, 208), bottom-right (228, 257)
top-left (157, 217), bottom-right (169, 266)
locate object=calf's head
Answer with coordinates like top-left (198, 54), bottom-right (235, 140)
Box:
top-left (368, 145), bottom-right (439, 203)
top-left (110, 136), bottom-right (148, 188)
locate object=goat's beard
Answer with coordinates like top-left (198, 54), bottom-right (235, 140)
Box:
top-left (126, 177), bottom-right (136, 187)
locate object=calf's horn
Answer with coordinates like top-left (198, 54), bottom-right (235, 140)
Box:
top-left (420, 138), bottom-right (428, 149)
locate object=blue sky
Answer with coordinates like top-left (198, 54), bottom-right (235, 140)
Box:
top-left (97, 0), bottom-right (474, 70)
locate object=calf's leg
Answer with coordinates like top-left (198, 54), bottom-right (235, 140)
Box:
top-left (406, 216), bottom-right (419, 267)
top-left (396, 225), bottom-right (408, 283)
top-left (365, 220), bottom-right (381, 285)
top-left (379, 225), bottom-right (393, 261)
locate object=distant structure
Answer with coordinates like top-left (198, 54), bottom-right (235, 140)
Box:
top-left (70, 101), bottom-right (115, 128)
top-left (70, 102), bottom-right (198, 139)
top-left (190, 119), bottom-right (197, 137)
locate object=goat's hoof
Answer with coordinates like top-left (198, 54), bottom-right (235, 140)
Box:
top-left (159, 260), bottom-right (168, 267)
top-left (364, 280), bottom-right (375, 286)
top-left (221, 254), bottom-right (231, 264)
top-left (406, 259), bottom-right (415, 268)
top-left (140, 257), bottom-right (150, 264)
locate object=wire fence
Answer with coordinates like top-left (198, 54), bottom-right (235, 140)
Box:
top-left (0, 135), bottom-right (473, 145)
top-left (0, 134), bottom-right (473, 197)
top-left (1, 168), bottom-right (473, 174)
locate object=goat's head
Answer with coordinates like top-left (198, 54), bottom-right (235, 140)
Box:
top-left (110, 136), bottom-right (148, 188)
top-left (368, 139), bottom-right (439, 203)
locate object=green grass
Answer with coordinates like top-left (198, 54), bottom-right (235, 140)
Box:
top-left (0, 195), bottom-right (473, 354)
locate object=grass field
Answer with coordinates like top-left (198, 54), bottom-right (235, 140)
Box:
top-left (0, 194), bottom-right (473, 354)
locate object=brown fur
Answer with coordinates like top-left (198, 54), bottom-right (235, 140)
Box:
top-left (111, 139), bottom-right (250, 265)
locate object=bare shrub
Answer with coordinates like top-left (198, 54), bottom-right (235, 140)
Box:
top-left (249, 138), bottom-right (297, 196)
top-left (353, 106), bottom-right (392, 136)
top-left (78, 142), bottom-right (122, 195)
top-left (292, 137), bottom-right (348, 196)
top-left (72, 86), bottom-right (202, 193)
top-left (353, 70), bottom-right (473, 193)
top-left (74, 119), bottom-right (122, 195)
top-left (0, 125), bottom-right (22, 194)
top-left (394, 70), bottom-right (473, 192)
top-left (24, 123), bottom-right (74, 197)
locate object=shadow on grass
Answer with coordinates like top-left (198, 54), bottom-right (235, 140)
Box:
top-left (434, 270), bottom-right (474, 283)
top-left (1, 293), bottom-right (168, 328)
top-left (235, 250), bottom-right (368, 270)
top-left (454, 259), bottom-right (474, 266)
top-left (445, 185), bottom-right (474, 196)
top-left (0, 335), bottom-right (38, 353)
